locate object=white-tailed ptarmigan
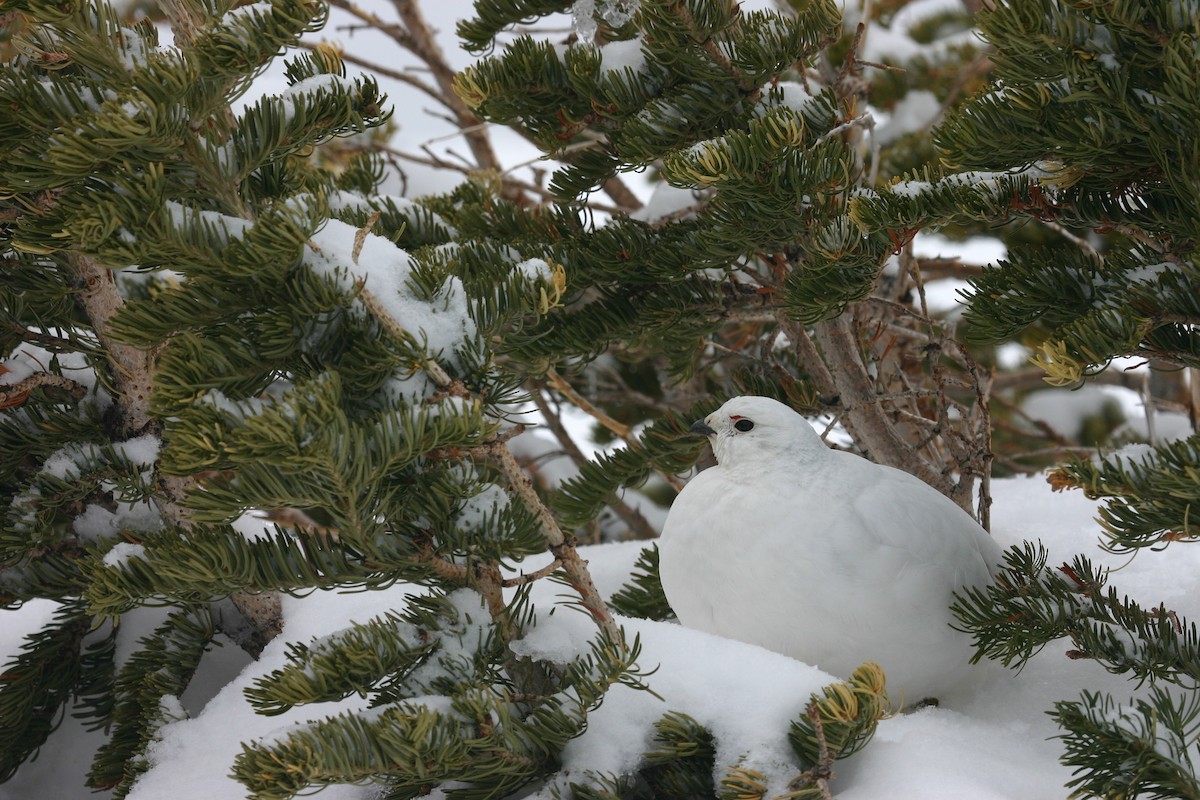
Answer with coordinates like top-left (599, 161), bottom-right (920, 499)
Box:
top-left (658, 395), bottom-right (1003, 705)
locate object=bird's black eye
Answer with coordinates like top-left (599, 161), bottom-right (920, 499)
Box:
top-left (733, 418), bottom-right (754, 432)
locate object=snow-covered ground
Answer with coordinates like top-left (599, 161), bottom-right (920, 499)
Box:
top-left (4, 472), bottom-right (1193, 800)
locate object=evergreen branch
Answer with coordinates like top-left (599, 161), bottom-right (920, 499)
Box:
top-left (1056, 438), bottom-right (1200, 552)
top-left (87, 607), bottom-right (216, 796)
top-left (351, 246), bottom-right (622, 641)
top-left (298, 40), bottom-right (441, 104)
top-left (83, 524), bottom-right (393, 618)
top-left (0, 603), bottom-right (89, 780)
top-left (1053, 687), bottom-right (1200, 800)
top-left (788, 662), bottom-right (891, 777)
top-left (607, 544), bottom-right (674, 621)
top-left (639, 711), bottom-right (717, 798)
top-left (951, 542), bottom-right (1200, 686)
top-left (457, 0), bottom-right (570, 53)
top-left (546, 368), bottom-right (684, 492)
top-left (234, 623), bottom-right (649, 799)
top-left (243, 604), bottom-right (444, 715)
top-left (551, 400), bottom-right (711, 529)
top-left (233, 696), bottom-right (553, 800)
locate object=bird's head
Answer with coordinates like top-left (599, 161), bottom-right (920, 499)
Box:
top-left (690, 395), bottom-right (826, 467)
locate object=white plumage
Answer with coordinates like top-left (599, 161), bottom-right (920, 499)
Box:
top-left (658, 395), bottom-right (1002, 704)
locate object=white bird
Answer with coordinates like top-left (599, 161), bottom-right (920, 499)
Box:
top-left (658, 395), bottom-right (1003, 705)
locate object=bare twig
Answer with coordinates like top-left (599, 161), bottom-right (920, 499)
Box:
top-left (546, 369), bottom-right (686, 493)
top-left (502, 557), bottom-right (564, 588)
top-left (390, 0), bottom-right (503, 175)
top-left (297, 40), bottom-right (442, 103)
top-left (528, 386), bottom-right (661, 540)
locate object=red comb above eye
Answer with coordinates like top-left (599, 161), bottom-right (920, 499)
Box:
top-left (729, 415), bottom-right (744, 420)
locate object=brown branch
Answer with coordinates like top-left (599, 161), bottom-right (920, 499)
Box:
top-left (353, 270), bottom-right (622, 644)
top-left (599, 175), bottom-right (643, 212)
top-left (381, 145), bottom-right (628, 214)
top-left (70, 254), bottom-right (155, 437)
top-left (545, 369), bottom-right (686, 493)
top-left (502, 557), bottom-right (563, 588)
top-left (70, 255), bottom-right (282, 656)
top-left (787, 700), bottom-right (836, 800)
top-left (812, 312), bottom-right (967, 506)
top-left (487, 440), bottom-right (620, 639)
top-left (0, 372), bottom-right (88, 406)
top-left (390, 0), bottom-right (502, 175)
top-left (297, 41), bottom-right (442, 104)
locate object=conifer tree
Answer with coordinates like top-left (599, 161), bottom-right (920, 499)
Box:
top-left (854, 0), bottom-right (1200, 794)
top-left (0, 0), bottom-right (638, 794)
top-left (0, 0), bottom-right (889, 797)
top-left (4, 0), bottom-right (1197, 797)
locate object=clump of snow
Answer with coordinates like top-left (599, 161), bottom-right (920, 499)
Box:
top-left (40, 435), bottom-right (160, 481)
top-left (515, 257), bottom-right (553, 281)
top-left (516, 610), bottom-right (829, 794)
top-left (597, 37), bottom-right (646, 74)
top-left (0, 352), bottom-right (36, 385)
top-left (455, 483), bottom-right (511, 533)
top-left (73, 501), bottom-right (161, 542)
top-left (276, 73), bottom-right (353, 123)
top-left (163, 201), bottom-right (253, 243)
top-left (303, 218), bottom-right (477, 369)
top-left (571, 0), bottom-right (640, 42)
top-left (103, 541), bottom-right (147, 568)
top-left (223, 1), bottom-right (273, 22)
top-left (861, 0), bottom-right (977, 65)
top-left (380, 369), bottom-right (438, 406)
top-left (771, 81), bottom-right (817, 114)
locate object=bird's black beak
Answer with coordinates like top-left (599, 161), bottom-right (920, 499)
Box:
top-left (689, 419), bottom-right (717, 437)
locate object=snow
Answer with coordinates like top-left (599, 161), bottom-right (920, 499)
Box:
top-left (39, 434), bottom-right (159, 480)
top-left (911, 231), bottom-right (1006, 314)
top-left (7, 473), bottom-right (1197, 800)
top-left (514, 257), bottom-right (553, 281)
top-left (876, 90), bottom-right (941, 145)
top-left (276, 73), bottom-right (354, 123)
top-left (303, 218), bottom-right (477, 367)
top-left (571, 0), bottom-right (640, 42)
top-left (103, 541), bottom-right (147, 568)
top-left (628, 183), bottom-right (702, 223)
top-left (598, 37), bottom-right (647, 74)
top-left (771, 81), bottom-right (819, 114)
top-left (163, 201), bottom-right (254, 242)
top-left (1, 343), bottom-right (104, 400)
top-left (861, 0), bottom-right (979, 66)
top-left (514, 610), bottom-right (829, 795)
top-left (73, 500), bottom-right (160, 542)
